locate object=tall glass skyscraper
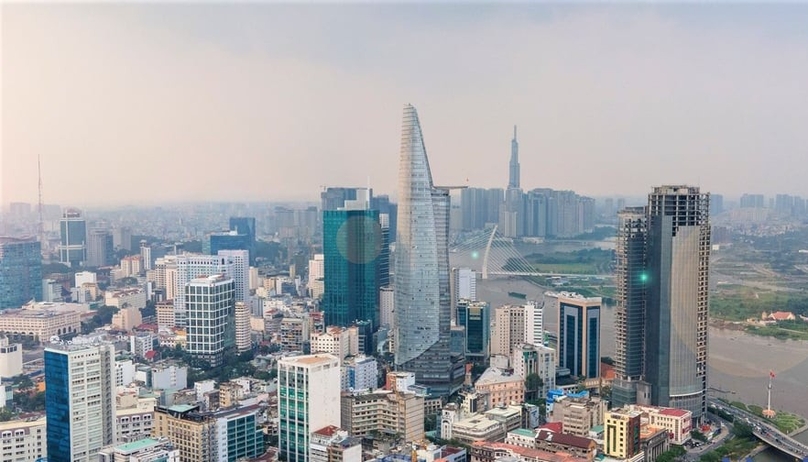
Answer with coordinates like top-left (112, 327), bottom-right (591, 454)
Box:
top-left (322, 199), bottom-right (382, 328)
top-left (0, 237), bottom-right (42, 309)
top-left (45, 344), bottom-right (115, 462)
top-left (185, 275), bottom-right (236, 368)
top-left (612, 186), bottom-right (711, 425)
top-left (394, 104), bottom-right (460, 396)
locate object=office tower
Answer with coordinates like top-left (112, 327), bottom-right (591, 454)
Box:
top-left (612, 186), bottom-right (711, 424)
top-left (140, 241), bottom-right (152, 270)
top-left (394, 104), bottom-right (459, 396)
top-left (645, 186), bottom-right (710, 422)
top-left (86, 228), bottom-right (113, 267)
top-left (322, 188), bottom-right (382, 329)
top-left (740, 193), bottom-right (765, 208)
top-left (229, 216), bottom-right (256, 263)
top-left (508, 125), bottom-right (520, 189)
top-left (524, 300), bottom-right (544, 347)
top-left (554, 293), bottom-right (601, 379)
top-left (0, 237), bottom-right (42, 309)
top-left (112, 226), bottom-right (132, 251)
top-left (217, 249), bottom-right (249, 303)
top-left (490, 304), bottom-right (526, 357)
top-left (173, 254), bottom-right (234, 327)
top-left (379, 287), bottom-right (395, 329)
top-left (185, 275), bottom-right (235, 367)
top-left (710, 194), bottom-right (724, 216)
top-left (45, 343), bottom-right (115, 462)
top-left (451, 267), bottom-right (477, 315)
top-left (308, 253), bottom-right (325, 299)
top-left (234, 301), bottom-right (251, 352)
top-left (378, 213), bottom-right (391, 288)
top-left (58, 208), bottom-right (86, 267)
top-left (278, 354), bottom-right (341, 462)
top-left (612, 207), bottom-right (648, 408)
top-left (370, 194), bottom-right (397, 241)
top-left (456, 300), bottom-right (489, 360)
top-left (321, 187), bottom-right (361, 212)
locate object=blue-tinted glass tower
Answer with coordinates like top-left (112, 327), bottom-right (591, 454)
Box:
top-left (0, 237), bottom-right (42, 309)
top-left (229, 216), bottom-right (256, 264)
top-left (322, 201), bottom-right (381, 329)
top-left (556, 294), bottom-right (601, 379)
top-left (58, 209), bottom-right (86, 267)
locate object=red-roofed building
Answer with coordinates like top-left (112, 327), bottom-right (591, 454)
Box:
top-left (535, 429), bottom-right (598, 461)
top-left (540, 422), bottom-right (564, 434)
top-left (470, 441), bottom-right (589, 462)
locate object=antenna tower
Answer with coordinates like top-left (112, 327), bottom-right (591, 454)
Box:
top-left (38, 155), bottom-right (45, 252)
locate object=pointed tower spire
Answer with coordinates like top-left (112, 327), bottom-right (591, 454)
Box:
top-left (508, 125), bottom-right (520, 189)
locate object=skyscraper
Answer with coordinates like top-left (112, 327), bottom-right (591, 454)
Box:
top-left (456, 300), bottom-right (489, 360)
top-left (394, 104), bottom-right (460, 396)
top-left (508, 125), bottom-right (520, 190)
top-left (45, 343), bottom-right (115, 462)
top-left (86, 228), bottom-right (113, 267)
top-left (58, 208), bottom-right (86, 267)
top-left (645, 186), bottom-right (710, 422)
top-left (612, 186), bottom-right (711, 424)
top-left (322, 188), bottom-right (382, 329)
top-left (173, 254), bottom-right (235, 327)
top-left (185, 275), bottom-right (235, 367)
top-left (552, 293), bottom-right (601, 379)
top-left (277, 354), bottom-right (341, 462)
top-left (0, 237), bottom-right (42, 309)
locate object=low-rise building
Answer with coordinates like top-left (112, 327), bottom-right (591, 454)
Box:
top-left (534, 429), bottom-right (598, 461)
top-left (443, 405), bottom-right (522, 444)
top-left (474, 368), bottom-right (525, 408)
top-left (0, 337), bottom-right (22, 378)
top-left (341, 390), bottom-right (424, 442)
top-left (0, 417), bottom-right (47, 462)
top-left (551, 396), bottom-right (607, 437)
top-left (469, 441), bottom-right (589, 462)
top-left (310, 426), bottom-right (362, 462)
top-left (105, 287), bottom-right (148, 311)
top-left (0, 306), bottom-right (80, 341)
top-left (98, 437), bottom-right (179, 462)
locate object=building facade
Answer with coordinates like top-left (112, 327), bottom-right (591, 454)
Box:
top-left (58, 209), bottom-right (87, 267)
top-left (278, 354), bottom-right (341, 462)
top-left (45, 344), bottom-right (116, 462)
top-left (457, 300), bottom-right (490, 360)
top-left (0, 237), bottom-right (42, 309)
top-left (0, 417), bottom-right (47, 462)
top-left (185, 275), bottom-right (235, 368)
top-left (552, 293), bottom-right (601, 379)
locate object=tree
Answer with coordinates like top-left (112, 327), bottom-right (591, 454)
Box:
top-left (691, 429), bottom-right (708, 442)
top-left (525, 373), bottom-right (543, 401)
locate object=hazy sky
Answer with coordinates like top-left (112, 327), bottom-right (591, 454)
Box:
top-left (3, 3), bottom-right (808, 207)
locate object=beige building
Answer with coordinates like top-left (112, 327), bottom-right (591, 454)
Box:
top-left (234, 302), bottom-right (251, 352)
top-left (490, 305), bottom-right (526, 357)
top-left (552, 396), bottom-right (607, 437)
top-left (442, 405), bottom-right (522, 444)
top-left (340, 390), bottom-right (425, 442)
top-left (0, 417), bottom-right (47, 462)
top-left (0, 337), bottom-right (23, 378)
top-left (0, 308), bottom-right (80, 340)
top-left (280, 317), bottom-right (310, 352)
top-left (156, 300), bottom-right (175, 331)
top-left (474, 368), bottom-right (525, 408)
top-left (120, 255), bottom-right (143, 277)
top-left (112, 305), bottom-right (143, 331)
top-left (310, 326), bottom-right (358, 361)
top-left (153, 404), bottom-right (216, 462)
top-left (105, 287), bottom-right (147, 311)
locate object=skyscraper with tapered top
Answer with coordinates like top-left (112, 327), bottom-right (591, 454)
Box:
top-left (394, 104), bottom-right (461, 396)
top-left (508, 125), bottom-right (520, 189)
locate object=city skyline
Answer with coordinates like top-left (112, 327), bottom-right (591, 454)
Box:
top-left (5, 4), bottom-right (808, 206)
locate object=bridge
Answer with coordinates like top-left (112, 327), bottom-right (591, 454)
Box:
top-left (449, 225), bottom-right (609, 280)
top-left (708, 397), bottom-right (808, 460)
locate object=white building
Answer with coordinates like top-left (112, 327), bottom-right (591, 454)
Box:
top-left (0, 337), bottom-right (22, 378)
top-left (217, 249), bottom-right (250, 303)
top-left (75, 271), bottom-right (97, 287)
top-left (379, 287), bottom-right (395, 329)
top-left (278, 354), bottom-right (341, 462)
top-left (98, 437), bottom-right (178, 462)
top-left (130, 332), bottom-right (156, 359)
top-left (452, 267), bottom-right (477, 304)
top-left (115, 359), bottom-right (137, 386)
top-left (0, 417), bottom-right (47, 462)
top-left (235, 301), bottom-right (251, 353)
top-left (186, 275), bottom-right (235, 367)
top-left (524, 300), bottom-right (544, 347)
top-left (308, 254), bottom-right (325, 299)
top-left (194, 379), bottom-right (216, 402)
top-left (44, 343), bottom-right (116, 461)
top-left (174, 254), bottom-right (235, 327)
top-left (140, 242), bottom-right (152, 271)
top-left (105, 287), bottom-right (147, 311)
top-left (150, 364), bottom-right (188, 390)
top-left (310, 326), bottom-right (358, 361)
top-left (342, 355), bottom-right (378, 392)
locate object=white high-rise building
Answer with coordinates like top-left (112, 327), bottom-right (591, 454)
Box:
top-left (452, 267), bottom-right (477, 303)
top-left (307, 254), bottom-right (325, 299)
top-left (524, 300), bottom-right (544, 347)
top-left (185, 275), bottom-right (235, 368)
top-left (490, 305), bottom-right (526, 357)
top-left (218, 249), bottom-right (250, 303)
top-left (278, 354), bottom-right (341, 462)
top-left (173, 254), bottom-right (235, 327)
top-left (45, 343), bottom-right (116, 462)
top-left (74, 271), bottom-right (97, 287)
top-left (235, 301), bottom-right (252, 353)
top-left (379, 287), bottom-right (395, 329)
top-left (140, 241), bottom-right (152, 271)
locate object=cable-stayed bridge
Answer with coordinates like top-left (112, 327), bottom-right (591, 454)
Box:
top-left (448, 225), bottom-right (608, 280)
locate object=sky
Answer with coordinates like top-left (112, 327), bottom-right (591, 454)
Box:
top-left (3, 3), bottom-right (808, 207)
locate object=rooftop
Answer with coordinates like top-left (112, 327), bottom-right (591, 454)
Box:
top-left (116, 438), bottom-right (160, 454)
top-left (280, 353), bottom-right (340, 366)
top-left (658, 407), bottom-right (690, 418)
top-left (475, 367), bottom-right (523, 386)
top-left (510, 428), bottom-right (537, 438)
top-left (537, 429), bottom-right (596, 449)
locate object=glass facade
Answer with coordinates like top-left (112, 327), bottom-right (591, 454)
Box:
top-left (0, 238), bottom-right (42, 309)
top-left (322, 209), bottom-right (381, 329)
top-left (44, 350), bottom-right (70, 462)
top-left (185, 276), bottom-right (236, 367)
top-left (394, 104), bottom-right (458, 395)
top-left (225, 414), bottom-right (264, 462)
top-left (58, 210), bottom-right (87, 267)
top-left (557, 299), bottom-right (600, 379)
top-left (457, 300), bottom-right (490, 358)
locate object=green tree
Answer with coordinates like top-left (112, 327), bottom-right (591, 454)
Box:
top-left (691, 429), bottom-right (708, 442)
top-left (525, 373), bottom-right (543, 401)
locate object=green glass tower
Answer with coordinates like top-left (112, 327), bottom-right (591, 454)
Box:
top-left (322, 201), bottom-right (382, 329)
